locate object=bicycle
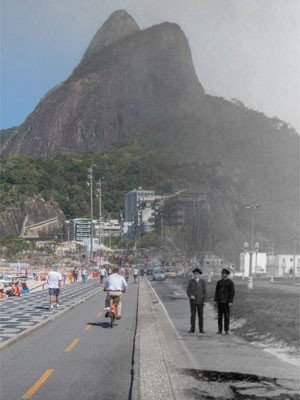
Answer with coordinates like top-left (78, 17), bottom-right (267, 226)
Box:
top-left (109, 295), bottom-right (120, 328)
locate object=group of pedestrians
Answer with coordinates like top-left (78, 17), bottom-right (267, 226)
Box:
top-left (46, 263), bottom-right (235, 334)
top-left (186, 267), bottom-right (235, 334)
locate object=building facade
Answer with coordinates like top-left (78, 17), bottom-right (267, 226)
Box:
top-left (266, 254), bottom-right (300, 277)
top-left (124, 187), bottom-right (160, 238)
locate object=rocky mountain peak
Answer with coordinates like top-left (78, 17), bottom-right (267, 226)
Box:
top-left (83, 10), bottom-right (140, 59)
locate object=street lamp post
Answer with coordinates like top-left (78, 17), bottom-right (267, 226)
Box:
top-left (292, 240), bottom-right (297, 285)
top-left (161, 212), bottom-right (164, 247)
top-left (244, 204), bottom-right (261, 289)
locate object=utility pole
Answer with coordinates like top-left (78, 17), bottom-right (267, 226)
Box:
top-left (161, 212), bottom-right (164, 247)
top-left (87, 165), bottom-right (95, 263)
top-left (293, 239), bottom-right (296, 285)
top-left (119, 211), bottom-right (124, 242)
top-left (97, 177), bottom-right (104, 247)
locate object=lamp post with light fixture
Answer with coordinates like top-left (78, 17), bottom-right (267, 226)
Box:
top-left (243, 204), bottom-right (261, 289)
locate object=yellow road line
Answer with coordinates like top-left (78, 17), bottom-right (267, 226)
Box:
top-left (97, 311), bottom-right (103, 317)
top-left (64, 338), bottom-right (80, 352)
top-left (22, 369), bottom-right (53, 399)
top-left (85, 325), bottom-right (92, 331)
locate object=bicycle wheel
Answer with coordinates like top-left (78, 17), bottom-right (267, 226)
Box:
top-left (110, 313), bottom-right (115, 328)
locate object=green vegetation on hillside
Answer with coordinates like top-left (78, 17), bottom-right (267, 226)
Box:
top-left (0, 142), bottom-right (175, 219)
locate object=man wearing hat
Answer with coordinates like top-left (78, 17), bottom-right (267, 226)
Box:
top-left (186, 268), bottom-right (207, 333)
top-left (214, 268), bottom-right (235, 334)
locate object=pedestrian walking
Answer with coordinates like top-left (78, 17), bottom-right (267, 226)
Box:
top-left (100, 267), bottom-right (107, 284)
top-left (214, 268), bottom-right (235, 334)
top-left (72, 268), bottom-right (78, 283)
top-left (186, 268), bottom-right (207, 333)
top-left (47, 266), bottom-right (63, 310)
top-left (81, 267), bottom-right (87, 283)
top-left (140, 268), bottom-right (145, 279)
top-left (133, 266), bottom-right (139, 284)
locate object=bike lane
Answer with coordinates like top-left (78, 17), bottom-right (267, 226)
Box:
top-left (1, 278), bottom-right (138, 400)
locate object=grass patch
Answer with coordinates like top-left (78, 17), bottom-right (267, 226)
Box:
top-left (206, 279), bottom-right (300, 349)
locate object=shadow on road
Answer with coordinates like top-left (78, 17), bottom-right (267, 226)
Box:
top-left (87, 322), bottom-right (114, 328)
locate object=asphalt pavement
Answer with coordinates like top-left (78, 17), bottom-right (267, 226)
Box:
top-left (1, 276), bottom-right (299, 399)
top-left (0, 279), bottom-right (100, 348)
top-left (140, 277), bottom-right (300, 399)
top-left (1, 278), bottom-right (138, 400)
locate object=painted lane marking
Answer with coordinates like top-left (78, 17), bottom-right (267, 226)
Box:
top-left (64, 338), bottom-right (80, 352)
top-left (22, 369), bottom-right (53, 399)
top-left (85, 325), bottom-right (92, 331)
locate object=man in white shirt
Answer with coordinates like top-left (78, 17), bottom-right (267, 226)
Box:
top-left (47, 267), bottom-right (63, 310)
top-left (133, 266), bottom-right (139, 284)
top-left (104, 267), bottom-right (127, 319)
top-left (99, 267), bottom-right (107, 284)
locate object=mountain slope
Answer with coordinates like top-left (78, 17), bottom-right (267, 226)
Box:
top-left (0, 11), bottom-right (298, 259)
top-left (0, 13), bottom-right (204, 156)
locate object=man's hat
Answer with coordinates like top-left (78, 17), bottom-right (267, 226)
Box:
top-left (221, 268), bottom-right (230, 275)
top-left (192, 268), bottom-right (202, 274)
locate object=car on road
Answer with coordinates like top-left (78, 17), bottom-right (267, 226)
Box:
top-left (165, 267), bottom-right (176, 278)
top-left (152, 269), bottom-right (166, 281)
top-left (146, 267), bottom-right (153, 276)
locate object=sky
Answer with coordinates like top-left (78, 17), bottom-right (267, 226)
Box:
top-left (1, 0), bottom-right (300, 133)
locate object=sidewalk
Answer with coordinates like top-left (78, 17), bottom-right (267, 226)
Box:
top-left (0, 279), bottom-right (100, 349)
top-left (135, 278), bottom-right (300, 400)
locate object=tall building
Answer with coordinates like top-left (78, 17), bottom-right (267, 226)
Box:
top-left (156, 191), bottom-right (207, 228)
top-left (124, 187), bottom-right (161, 238)
top-left (71, 218), bottom-right (92, 242)
top-left (124, 187), bottom-right (155, 223)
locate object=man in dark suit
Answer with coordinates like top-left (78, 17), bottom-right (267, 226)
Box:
top-left (214, 268), bottom-right (235, 334)
top-left (186, 268), bottom-right (207, 333)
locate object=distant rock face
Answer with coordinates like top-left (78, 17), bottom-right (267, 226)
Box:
top-left (0, 12), bottom-right (204, 156)
top-left (0, 197), bottom-right (65, 238)
top-left (83, 10), bottom-right (141, 59)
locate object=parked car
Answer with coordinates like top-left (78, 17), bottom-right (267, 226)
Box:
top-left (152, 269), bottom-right (166, 281)
top-left (165, 267), bottom-right (176, 278)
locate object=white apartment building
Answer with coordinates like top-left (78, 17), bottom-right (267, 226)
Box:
top-left (266, 254), bottom-right (300, 277)
top-left (240, 252), bottom-right (267, 277)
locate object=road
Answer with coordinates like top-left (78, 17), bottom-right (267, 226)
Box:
top-left (148, 277), bottom-right (300, 379)
top-left (2, 276), bottom-right (299, 400)
top-left (1, 281), bottom-right (138, 400)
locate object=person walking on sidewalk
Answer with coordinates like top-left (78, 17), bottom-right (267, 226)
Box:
top-left (214, 268), bottom-right (235, 334)
top-left (186, 268), bottom-right (207, 333)
top-left (133, 266), bottom-right (139, 283)
top-left (47, 267), bottom-right (63, 310)
top-left (81, 267), bottom-right (87, 283)
top-left (99, 267), bottom-right (107, 284)
top-left (72, 268), bottom-right (78, 283)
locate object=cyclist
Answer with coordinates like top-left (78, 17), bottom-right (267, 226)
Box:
top-left (104, 266), bottom-right (127, 319)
